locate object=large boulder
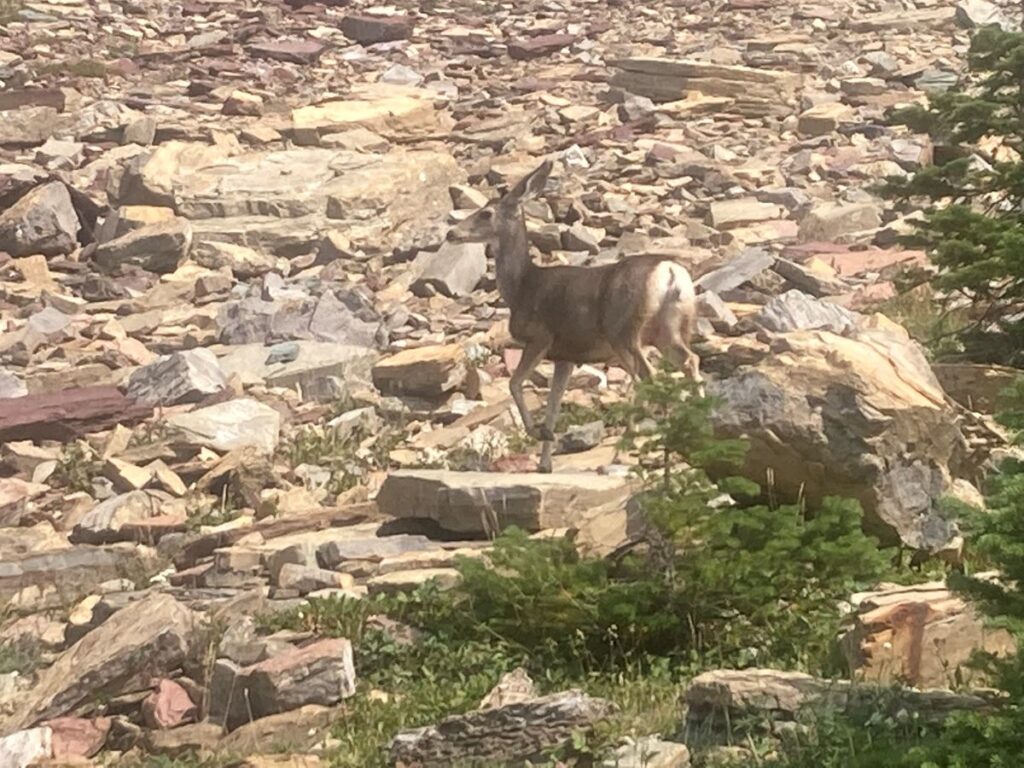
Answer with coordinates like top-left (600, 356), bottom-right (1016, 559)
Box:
top-left (376, 470), bottom-right (636, 555)
top-left (709, 317), bottom-right (970, 553)
top-left (840, 578), bottom-right (1015, 688)
top-left (1, 593), bottom-right (196, 734)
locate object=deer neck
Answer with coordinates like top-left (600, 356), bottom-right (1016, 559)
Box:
top-left (492, 205), bottom-right (535, 308)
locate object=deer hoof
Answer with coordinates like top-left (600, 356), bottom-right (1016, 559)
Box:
top-left (535, 426), bottom-right (555, 442)
top-left (537, 460), bottom-right (553, 474)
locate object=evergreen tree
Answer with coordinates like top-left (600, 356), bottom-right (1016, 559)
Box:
top-left (883, 27), bottom-right (1024, 364)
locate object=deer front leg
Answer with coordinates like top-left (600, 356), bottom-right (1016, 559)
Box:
top-left (538, 361), bottom-right (573, 473)
top-left (508, 338), bottom-right (550, 438)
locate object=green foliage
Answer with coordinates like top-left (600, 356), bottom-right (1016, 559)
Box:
top-left (53, 441), bottom-right (100, 494)
top-left (0, 638), bottom-right (40, 675)
top-left (882, 27), bottom-right (1024, 364)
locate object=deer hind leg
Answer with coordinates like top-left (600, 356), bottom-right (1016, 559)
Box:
top-left (538, 361), bottom-right (573, 473)
top-left (509, 337), bottom-right (550, 437)
top-left (660, 315), bottom-right (704, 395)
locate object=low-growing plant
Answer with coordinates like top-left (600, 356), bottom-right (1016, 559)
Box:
top-left (0, 638), bottom-right (41, 675)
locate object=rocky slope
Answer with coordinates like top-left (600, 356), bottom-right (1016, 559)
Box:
top-left (0, 0), bottom-right (1020, 765)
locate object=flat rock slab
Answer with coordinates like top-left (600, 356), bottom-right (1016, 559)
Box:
top-left (0, 386), bottom-right (152, 443)
top-left (126, 348), bottom-right (228, 406)
top-left (376, 470), bottom-right (635, 554)
top-left (167, 398), bottom-right (281, 455)
top-left (2, 593), bottom-right (196, 734)
top-left (389, 690), bottom-right (615, 766)
top-left (341, 14), bottom-right (413, 44)
top-left (683, 668), bottom-right (993, 747)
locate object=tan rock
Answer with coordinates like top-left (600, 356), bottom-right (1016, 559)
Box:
top-left (290, 84), bottom-right (450, 144)
top-left (372, 343), bottom-right (471, 398)
top-left (840, 579), bottom-right (1015, 688)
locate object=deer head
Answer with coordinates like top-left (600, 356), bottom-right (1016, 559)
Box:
top-left (446, 158), bottom-right (554, 246)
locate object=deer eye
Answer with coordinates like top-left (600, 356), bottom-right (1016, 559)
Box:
top-left (479, 209), bottom-right (494, 221)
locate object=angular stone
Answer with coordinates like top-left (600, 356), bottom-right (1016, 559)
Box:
top-left (0, 728), bottom-right (51, 767)
top-left (218, 341), bottom-right (375, 402)
top-left (0, 369), bottom-right (27, 399)
top-left (508, 34), bottom-right (576, 60)
top-left (290, 87), bottom-right (452, 144)
top-left (210, 639), bottom-right (356, 732)
top-left (797, 102), bottom-right (856, 136)
top-left (372, 343), bottom-right (470, 398)
top-left (275, 564), bottom-right (355, 595)
top-left (798, 202), bottom-right (882, 242)
top-left (249, 39), bottom-right (327, 65)
top-left (223, 90), bottom-right (264, 117)
top-left (167, 398), bottom-right (282, 455)
top-left (95, 205), bottom-right (176, 243)
top-left (755, 290), bottom-right (859, 334)
top-left (141, 679), bottom-right (197, 730)
top-left (0, 182), bottom-right (80, 258)
top-left (840, 578), bottom-right (1015, 688)
top-left (411, 241), bottom-right (487, 298)
top-left (955, 0), bottom-right (1018, 30)
top-left (193, 240), bottom-right (277, 278)
top-left (390, 690), bottom-right (615, 766)
top-left (709, 198), bottom-right (783, 230)
top-left (126, 348), bottom-right (228, 407)
top-left (341, 14), bottom-right (413, 44)
top-left (695, 248), bottom-right (775, 295)
top-left (93, 218), bottom-right (192, 274)
top-left (2, 593), bottom-right (195, 733)
top-left (45, 716), bottom-right (110, 761)
top-left (69, 491), bottom-right (159, 545)
top-left (557, 421), bottom-right (604, 454)
top-left (376, 470), bottom-right (635, 555)
top-left (0, 107), bottom-right (58, 147)
top-left (316, 534), bottom-right (440, 570)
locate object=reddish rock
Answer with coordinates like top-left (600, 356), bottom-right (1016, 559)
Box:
top-left (340, 14), bottom-right (413, 44)
top-left (0, 386), bottom-right (153, 443)
top-left (45, 717), bottom-right (111, 760)
top-left (248, 39), bottom-right (328, 65)
top-left (508, 34), bottom-right (576, 60)
top-left (142, 679), bottom-right (198, 730)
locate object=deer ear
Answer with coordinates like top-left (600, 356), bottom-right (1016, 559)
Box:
top-left (507, 158), bottom-right (554, 201)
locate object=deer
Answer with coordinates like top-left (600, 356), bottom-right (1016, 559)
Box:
top-left (447, 158), bottom-right (703, 473)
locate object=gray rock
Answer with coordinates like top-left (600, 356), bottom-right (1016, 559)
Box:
top-left (0, 370), bottom-right (27, 399)
top-left (697, 291), bottom-right (738, 332)
top-left (0, 182), bottom-right (80, 257)
top-left (93, 218), bottom-right (192, 274)
top-left (915, 69), bottom-right (959, 92)
top-left (218, 290), bottom-right (382, 349)
top-left (317, 534), bottom-right (438, 570)
top-left (755, 290), bottom-right (859, 334)
top-left (275, 563), bottom-right (354, 595)
top-left (218, 341), bottom-right (376, 403)
top-left (166, 398), bottom-right (281, 454)
top-left (0, 727), bottom-right (51, 768)
top-left (389, 690), bottom-right (615, 767)
top-left (266, 342), bottom-right (300, 365)
top-left (411, 241), bottom-right (487, 298)
top-left (3, 593), bottom-right (195, 733)
top-left (695, 248), bottom-right (775, 295)
top-left (209, 638), bottom-right (356, 732)
top-left (375, 470), bottom-right (635, 555)
top-left (557, 421), bottom-right (604, 454)
top-left (955, 0), bottom-right (1018, 30)
top-left (126, 348), bottom-right (228, 406)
